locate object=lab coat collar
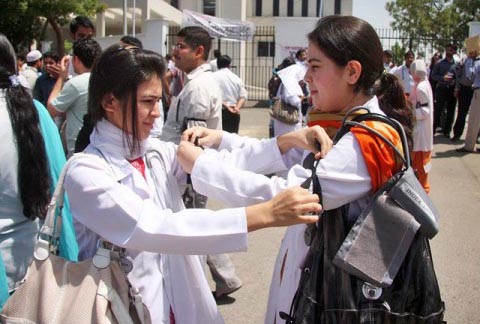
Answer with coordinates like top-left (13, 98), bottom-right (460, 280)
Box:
top-left (185, 63), bottom-right (211, 82)
top-left (89, 119), bottom-right (148, 182)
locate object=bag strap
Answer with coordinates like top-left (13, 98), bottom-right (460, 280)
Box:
top-left (334, 107), bottom-right (410, 169)
top-left (34, 153), bottom-right (91, 261)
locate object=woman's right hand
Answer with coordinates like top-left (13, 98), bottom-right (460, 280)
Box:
top-left (181, 126), bottom-right (223, 149)
top-left (245, 186), bottom-right (321, 232)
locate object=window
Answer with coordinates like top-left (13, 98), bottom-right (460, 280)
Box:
top-left (255, 0), bottom-right (262, 16)
top-left (334, 0), bottom-right (341, 14)
top-left (170, 0), bottom-right (179, 9)
top-left (302, 0), bottom-right (308, 17)
top-left (258, 41), bottom-right (275, 57)
top-left (204, 0), bottom-right (216, 16)
top-left (287, 0), bottom-right (294, 16)
top-left (273, 0), bottom-right (279, 16)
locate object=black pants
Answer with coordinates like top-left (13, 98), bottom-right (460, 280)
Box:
top-left (433, 85), bottom-right (457, 136)
top-left (222, 108), bottom-right (240, 134)
top-left (453, 84), bottom-right (474, 139)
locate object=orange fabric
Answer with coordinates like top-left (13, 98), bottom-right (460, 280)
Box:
top-left (307, 110), bottom-right (366, 138)
top-left (350, 121), bottom-right (403, 192)
top-left (412, 150), bottom-right (431, 193)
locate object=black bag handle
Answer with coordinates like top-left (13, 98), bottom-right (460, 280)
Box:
top-left (335, 107), bottom-right (411, 169)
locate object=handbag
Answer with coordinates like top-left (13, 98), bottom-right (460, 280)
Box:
top-left (0, 154), bottom-right (151, 324)
top-left (282, 110), bottom-right (445, 324)
top-left (269, 97), bottom-right (300, 125)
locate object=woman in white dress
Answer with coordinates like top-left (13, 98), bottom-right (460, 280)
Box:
top-left (64, 44), bottom-right (321, 324)
top-left (178, 15), bottom-right (444, 324)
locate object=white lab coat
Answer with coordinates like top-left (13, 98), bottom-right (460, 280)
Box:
top-left (65, 119), bottom-right (249, 324)
top-left (190, 97), bottom-right (384, 324)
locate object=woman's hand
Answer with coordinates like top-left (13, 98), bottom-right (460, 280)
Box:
top-left (181, 126), bottom-right (223, 149)
top-left (176, 141), bottom-right (204, 174)
top-left (277, 125), bottom-right (333, 159)
top-left (246, 186), bottom-right (321, 232)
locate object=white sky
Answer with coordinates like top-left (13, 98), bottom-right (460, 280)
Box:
top-left (352, 0), bottom-right (394, 29)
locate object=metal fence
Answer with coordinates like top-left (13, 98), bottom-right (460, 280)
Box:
top-left (167, 26), bottom-right (275, 101)
top-left (167, 26), bottom-right (462, 101)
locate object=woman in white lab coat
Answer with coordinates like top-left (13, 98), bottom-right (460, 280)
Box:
top-left (177, 16), bottom-right (442, 324)
top-left (64, 44), bottom-right (321, 324)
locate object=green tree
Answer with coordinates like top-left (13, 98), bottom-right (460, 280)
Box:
top-left (0, 0), bottom-right (105, 55)
top-left (386, 0), bottom-right (480, 52)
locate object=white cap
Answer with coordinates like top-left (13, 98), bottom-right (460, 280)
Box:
top-left (410, 59), bottom-right (427, 79)
top-left (26, 50), bottom-right (42, 63)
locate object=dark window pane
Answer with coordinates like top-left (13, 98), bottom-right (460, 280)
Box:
top-left (171, 0), bottom-right (179, 9)
top-left (258, 41), bottom-right (275, 57)
top-left (287, 0), bottom-right (294, 16)
top-left (256, 0), bottom-right (262, 16)
top-left (273, 0), bottom-right (279, 16)
top-left (302, 0), bottom-right (308, 17)
top-left (204, 0), bottom-right (216, 16)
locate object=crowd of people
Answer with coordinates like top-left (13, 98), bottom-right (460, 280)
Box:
top-left (0, 12), bottom-right (460, 324)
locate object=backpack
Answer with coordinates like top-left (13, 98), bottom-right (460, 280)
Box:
top-left (280, 110), bottom-right (445, 324)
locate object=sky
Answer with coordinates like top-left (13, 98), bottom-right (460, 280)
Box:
top-left (352, 0), bottom-right (394, 29)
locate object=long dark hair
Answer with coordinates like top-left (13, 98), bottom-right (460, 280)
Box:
top-left (307, 15), bottom-right (413, 145)
top-left (89, 44), bottom-right (166, 155)
top-left (0, 34), bottom-right (50, 220)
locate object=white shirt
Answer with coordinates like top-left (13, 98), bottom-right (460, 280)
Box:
top-left (0, 90), bottom-right (40, 290)
top-left (65, 119), bottom-right (248, 323)
top-left (213, 68), bottom-right (247, 106)
top-left (410, 78), bottom-right (434, 151)
top-left (190, 97), bottom-right (383, 324)
top-left (21, 66), bottom-right (39, 89)
top-left (391, 64), bottom-right (414, 94)
top-left (161, 63), bottom-right (222, 144)
top-left (51, 72), bottom-right (90, 156)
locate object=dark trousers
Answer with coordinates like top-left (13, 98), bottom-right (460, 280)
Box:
top-left (433, 85), bottom-right (457, 136)
top-left (453, 84), bottom-right (474, 139)
top-left (222, 109), bottom-right (240, 134)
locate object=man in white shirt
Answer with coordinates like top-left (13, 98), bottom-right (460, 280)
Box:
top-left (161, 26), bottom-right (242, 298)
top-left (47, 38), bottom-right (102, 157)
top-left (213, 55), bottom-right (247, 133)
top-left (22, 50), bottom-right (43, 89)
top-left (391, 50), bottom-right (415, 97)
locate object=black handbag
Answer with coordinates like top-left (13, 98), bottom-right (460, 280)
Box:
top-left (281, 110), bottom-right (445, 324)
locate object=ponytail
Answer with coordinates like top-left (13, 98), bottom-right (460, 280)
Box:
top-left (373, 73), bottom-right (414, 151)
top-left (0, 67), bottom-right (51, 220)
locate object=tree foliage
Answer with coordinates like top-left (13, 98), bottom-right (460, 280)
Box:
top-left (0, 0), bottom-right (105, 55)
top-left (386, 0), bottom-right (480, 52)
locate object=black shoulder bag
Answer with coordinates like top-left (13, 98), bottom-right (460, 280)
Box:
top-left (281, 109), bottom-right (445, 324)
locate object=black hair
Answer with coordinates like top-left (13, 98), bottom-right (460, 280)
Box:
top-left (43, 51), bottom-right (60, 63)
top-left (404, 50), bottom-right (414, 58)
top-left (70, 16), bottom-right (94, 35)
top-left (177, 26), bottom-right (212, 61)
top-left (217, 55), bottom-right (231, 69)
top-left (213, 49), bottom-right (221, 58)
top-left (165, 54), bottom-right (172, 61)
top-left (307, 15), bottom-right (412, 145)
top-left (16, 53), bottom-right (26, 62)
top-left (277, 57), bottom-right (295, 71)
top-left (72, 38), bottom-right (102, 69)
top-left (295, 49), bottom-right (306, 59)
top-left (89, 44), bottom-right (166, 155)
top-left (120, 35), bottom-right (144, 49)
top-left (383, 50), bottom-right (393, 58)
top-left (0, 33), bottom-right (50, 220)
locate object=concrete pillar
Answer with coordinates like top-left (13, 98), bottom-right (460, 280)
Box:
top-left (143, 18), bottom-right (169, 55)
top-left (96, 11), bottom-right (106, 37)
top-left (123, 0), bottom-right (128, 35)
top-left (141, 0), bottom-right (151, 21)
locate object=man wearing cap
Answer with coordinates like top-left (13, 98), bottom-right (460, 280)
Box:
top-left (22, 50), bottom-right (43, 89)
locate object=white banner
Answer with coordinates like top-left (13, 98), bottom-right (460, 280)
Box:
top-left (181, 9), bottom-right (255, 41)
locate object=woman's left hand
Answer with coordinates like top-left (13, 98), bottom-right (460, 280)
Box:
top-left (277, 125), bottom-right (333, 159)
top-left (176, 141), bottom-right (204, 174)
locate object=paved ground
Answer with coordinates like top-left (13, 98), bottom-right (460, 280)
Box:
top-left (206, 107), bottom-right (480, 324)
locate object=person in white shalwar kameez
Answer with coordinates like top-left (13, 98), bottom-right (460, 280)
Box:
top-left (177, 16), bottom-right (415, 324)
top-left (64, 44), bottom-right (321, 324)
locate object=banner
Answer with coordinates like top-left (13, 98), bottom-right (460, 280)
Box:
top-left (181, 9), bottom-right (255, 41)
